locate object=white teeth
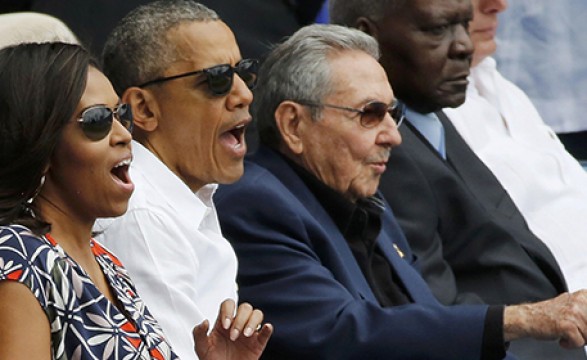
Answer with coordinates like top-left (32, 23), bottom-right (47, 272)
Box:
top-left (234, 124), bottom-right (245, 130)
top-left (114, 158), bottom-right (131, 168)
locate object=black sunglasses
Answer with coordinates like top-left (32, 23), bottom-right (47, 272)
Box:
top-left (296, 99), bottom-right (406, 128)
top-left (76, 104), bottom-right (133, 141)
top-left (138, 58), bottom-right (259, 96)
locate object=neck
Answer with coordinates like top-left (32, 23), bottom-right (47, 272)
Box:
top-left (141, 137), bottom-right (205, 193)
top-left (34, 194), bottom-right (95, 264)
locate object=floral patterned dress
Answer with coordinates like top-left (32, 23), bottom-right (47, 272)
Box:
top-left (0, 224), bottom-right (180, 360)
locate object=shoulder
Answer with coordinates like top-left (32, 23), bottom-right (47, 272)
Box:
top-left (0, 225), bottom-right (52, 261)
top-left (1, 223), bottom-right (38, 240)
top-left (0, 225), bottom-right (56, 306)
top-left (217, 153), bottom-right (315, 214)
top-left (216, 157), bottom-right (318, 236)
top-left (216, 158), bottom-right (292, 204)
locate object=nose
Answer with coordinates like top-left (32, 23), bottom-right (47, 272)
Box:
top-left (377, 112), bottom-right (403, 148)
top-left (450, 22), bottom-right (474, 61)
top-left (226, 72), bottom-right (254, 110)
top-left (110, 116), bottom-right (132, 146)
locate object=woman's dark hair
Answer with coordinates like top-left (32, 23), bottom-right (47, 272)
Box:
top-left (0, 42), bottom-right (95, 234)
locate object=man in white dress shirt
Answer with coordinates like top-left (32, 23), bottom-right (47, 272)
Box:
top-left (444, 0), bottom-right (587, 293)
top-left (94, 1), bottom-right (259, 359)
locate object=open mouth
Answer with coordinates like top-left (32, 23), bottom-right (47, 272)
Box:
top-left (111, 158), bottom-right (132, 184)
top-left (223, 123), bottom-right (248, 149)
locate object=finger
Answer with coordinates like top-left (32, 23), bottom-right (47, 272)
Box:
top-left (219, 298), bottom-right (236, 330)
top-left (558, 321), bottom-right (584, 349)
top-left (230, 302), bottom-right (254, 341)
top-left (561, 292), bottom-right (587, 348)
top-left (256, 323), bottom-right (274, 350)
top-left (574, 317), bottom-right (587, 348)
top-left (193, 320), bottom-right (210, 356)
top-left (576, 298), bottom-right (587, 346)
top-left (576, 320), bottom-right (587, 348)
top-left (559, 332), bottom-right (584, 349)
top-left (242, 309), bottom-right (264, 338)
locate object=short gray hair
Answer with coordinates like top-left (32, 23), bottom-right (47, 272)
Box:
top-left (102, 0), bottom-right (219, 95)
top-left (329, 0), bottom-right (405, 27)
top-left (255, 24), bottom-right (380, 149)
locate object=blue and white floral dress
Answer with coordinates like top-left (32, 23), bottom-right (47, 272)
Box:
top-left (0, 224), bottom-right (179, 360)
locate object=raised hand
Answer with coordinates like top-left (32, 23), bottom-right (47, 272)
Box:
top-left (193, 299), bottom-right (273, 360)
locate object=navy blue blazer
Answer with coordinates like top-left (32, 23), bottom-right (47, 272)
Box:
top-left (215, 146), bottom-right (502, 360)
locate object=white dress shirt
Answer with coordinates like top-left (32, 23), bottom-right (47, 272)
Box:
top-left (444, 57), bottom-right (587, 292)
top-left (94, 141), bottom-right (238, 360)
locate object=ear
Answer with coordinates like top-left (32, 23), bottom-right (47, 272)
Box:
top-left (356, 16), bottom-right (379, 40)
top-left (274, 101), bottom-right (307, 155)
top-left (121, 87), bottom-right (159, 133)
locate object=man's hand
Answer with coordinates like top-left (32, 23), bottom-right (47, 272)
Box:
top-left (193, 299), bottom-right (273, 360)
top-left (504, 290), bottom-right (587, 348)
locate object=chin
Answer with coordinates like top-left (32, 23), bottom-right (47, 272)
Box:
top-left (218, 165), bottom-right (245, 185)
top-left (353, 188), bottom-right (378, 202)
top-left (442, 94), bottom-right (467, 109)
top-left (102, 203), bottom-right (130, 219)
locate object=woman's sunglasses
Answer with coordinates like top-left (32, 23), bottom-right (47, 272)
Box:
top-left (296, 99), bottom-right (406, 128)
top-left (76, 103), bottom-right (133, 141)
top-left (138, 58), bottom-right (259, 96)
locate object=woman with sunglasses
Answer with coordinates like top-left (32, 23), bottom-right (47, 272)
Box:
top-left (0, 42), bottom-right (271, 360)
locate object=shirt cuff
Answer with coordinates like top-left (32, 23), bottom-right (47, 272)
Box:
top-left (481, 305), bottom-right (507, 360)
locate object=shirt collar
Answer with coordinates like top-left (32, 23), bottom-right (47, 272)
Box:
top-left (131, 140), bottom-right (217, 225)
top-left (405, 107), bottom-right (446, 158)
